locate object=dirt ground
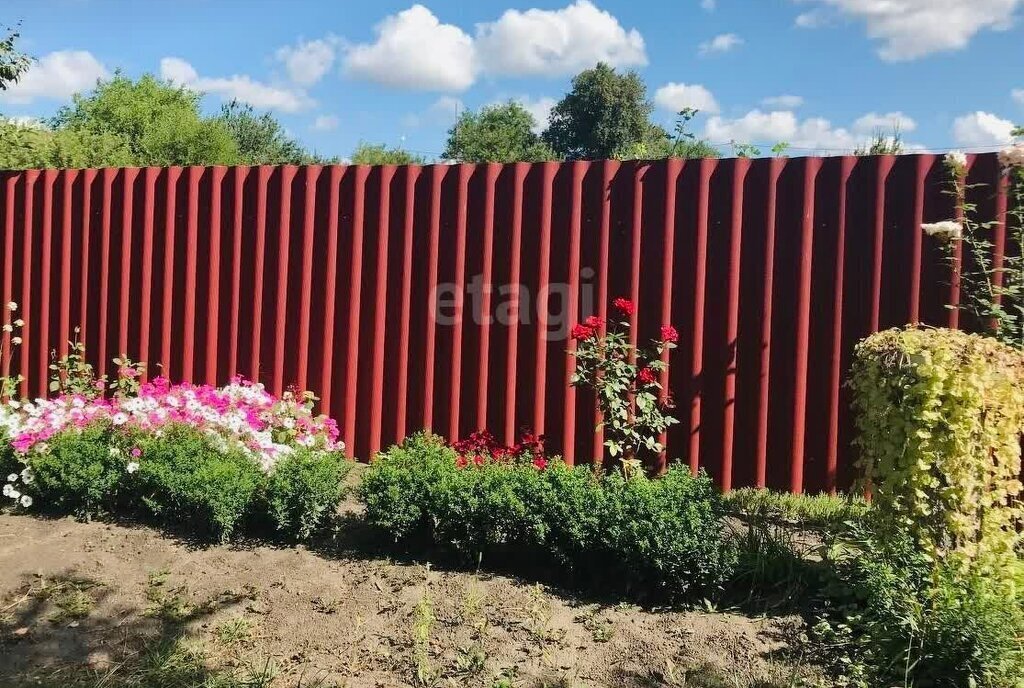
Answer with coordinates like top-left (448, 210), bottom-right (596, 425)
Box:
top-left (0, 504), bottom-right (828, 688)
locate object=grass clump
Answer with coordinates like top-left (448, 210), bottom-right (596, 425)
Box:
top-left (724, 488), bottom-right (868, 529)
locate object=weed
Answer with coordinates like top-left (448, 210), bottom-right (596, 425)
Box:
top-left (724, 488), bottom-right (868, 530)
top-left (21, 575), bottom-right (104, 625)
top-left (411, 581), bottom-right (436, 686)
top-left (214, 616), bottom-right (253, 646)
top-left (455, 643), bottom-right (488, 675)
top-left (491, 666), bottom-right (519, 688)
top-left (526, 584), bottom-right (564, 644)
top-left (143, 569), bottom-right (193, 623)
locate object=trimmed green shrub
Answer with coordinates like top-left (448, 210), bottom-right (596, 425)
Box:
top-left (23, 424), bottom-right (126, 518)
top-left (850, 327), bottom-right (1024, 569)
top-left (132, 425), bottom-right (266, 542)
top-left (359, 432), bottom-right (737, 603)
top-left (263, 448), bottom-right (351, 540)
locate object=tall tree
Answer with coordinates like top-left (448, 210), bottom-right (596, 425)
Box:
top-left (350, 141), bottom-right (426, 165)
top-left (217, 100), bottom-right (318, 165)
top-left (0, 24), bottom-right (31, 91)
top-left (443, 102), bottom-right (557, 163)
top-left (50, 73), bottom-right (240, 166)
top-left (542, 63), bottom-right (652, 160)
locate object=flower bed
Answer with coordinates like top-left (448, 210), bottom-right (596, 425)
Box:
top-left (1, 376), bottom-right (349, 542)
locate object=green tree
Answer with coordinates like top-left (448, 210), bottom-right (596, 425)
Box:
top-left (542, 63), bottom-right (652, 160)
top-left (217, 100), bottom-right (318, 165)
top-left (50, 73), bottom-right (240, 166)
top-left (443, 101), bottom-right (557, 163)
top-left (0, 120), bottom-right (52, 169)
top-left (617, 110), bottom-right (720, 161)
top-left (0, 24), bottom-right (31, 91)
top-left (350, 141), bottom-right (426, 165)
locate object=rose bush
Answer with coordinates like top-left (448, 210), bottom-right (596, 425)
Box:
top-left (569, 298), bottom-right (679, 463)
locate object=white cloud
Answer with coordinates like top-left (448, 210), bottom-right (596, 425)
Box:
top-left (0, 50), bottom-right (109, 104)
top-left (761, 94), bottom-right (804, 109)
top-left (343, 5), bottom-right (476, 91)
top-left (698, 33), bottom-right (743, 56)
top-left (704, 109), bottom-right (924, 153)
top-left (160, 57), bottom-right (314, 112)
top-left (794, 10), bottom-right (829, 28)
top-left (1013, 88), bottom-right (1024, 106)
top-left (794, 0), bottom-right (1023, 61)
top-left (475, 1), bottom-right (646, 76)
top-left (311, 114), bottom-right (340, 131)
top-left (402, 95), bottom-right (464, 128)
top-left (952, 111), bottom-right (1017, 148)
top-left (654, 83), bottom-right (720, 114)
top-left (276, 38), bottom-right (336, 86)
top-left (852, 111), bottom-right (917, 134)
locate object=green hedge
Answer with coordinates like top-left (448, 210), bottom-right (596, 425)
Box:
top-left (359, 433), bottom-right (737, 603)
top-left (7, 423), bottom-right (350, 543)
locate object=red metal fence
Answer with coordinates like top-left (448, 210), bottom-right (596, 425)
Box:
top-left (0, 154), bottom-right (1012, 492)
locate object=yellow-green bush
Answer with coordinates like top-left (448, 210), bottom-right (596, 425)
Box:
top-left (849, 327), bottom-right (1024, 570)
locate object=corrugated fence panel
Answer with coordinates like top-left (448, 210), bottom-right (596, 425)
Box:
top-left (0, 154), bottom-right (1012, 492)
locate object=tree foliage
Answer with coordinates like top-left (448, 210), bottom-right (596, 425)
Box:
top-left (50, 73), bottom-right (239, 166)
top-left (542, 63), bottom-right (652, 160)
top-left (217, 100), bottom-right (322, 165)
top-left (443, 101), bottom-right (557, 163)
top-left (617, 109), bottom-right (720, 160)
top-left (350, 141), bottom-right (426, 165)
top-left (0, 24), bottom-right (31, 91)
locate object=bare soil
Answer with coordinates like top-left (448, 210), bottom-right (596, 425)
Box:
top-left (0, 503), bottom-right (827, 688)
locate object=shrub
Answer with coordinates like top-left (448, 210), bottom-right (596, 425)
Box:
top-left (263, 448), bottom-right (351, 540)
top-left (849, 327), bottom-right (1024, 570)
top-left (816, 526), bottom-right (1024, 687)
top-left (20, 424), bottom-right (127, 517)
top-left (360, 433), bottom-right (736, 603)
top-left (132, 424), bottom-right (266, 542)
top-left (568, 298), bottom-right (679, 461)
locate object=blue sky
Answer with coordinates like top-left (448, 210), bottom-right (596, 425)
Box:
top-left (2, 0), bottom-right (1023, 159)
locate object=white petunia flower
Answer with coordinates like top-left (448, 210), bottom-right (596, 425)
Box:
top-left (20, 468), bottom-right (33, 484)
top-left (6, 301), bottom-right (16, 311)
top-left (922, 221), bottom-right (963, 242)
top-left (6, 473), bottom-right (16, 482)
top-left (126, 462), bottom-right (139, 474)
top-left (19, 495), bottom-right (31, 508)
top-left (2, 484), bottom-right (12, 497)
top-left (11, 336), bottom-right (21, 345)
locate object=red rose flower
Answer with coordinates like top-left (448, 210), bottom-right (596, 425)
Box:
top-left (571, 323), bottom-right (595, 340)
top-left (532, 456), bottom-right (548, 470)
top-left (660, 325), bottom-right (679, 343)
top-left (473, 454), bottom-right (485, 467)
top-left (456, 456), bottom-right (468, 469)
top-left (613, 297), bottom-right (636, 316)
top-left (638, 367), bottom-right (657, 385)
top-left (583, 315), bottom-right (605, 330)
